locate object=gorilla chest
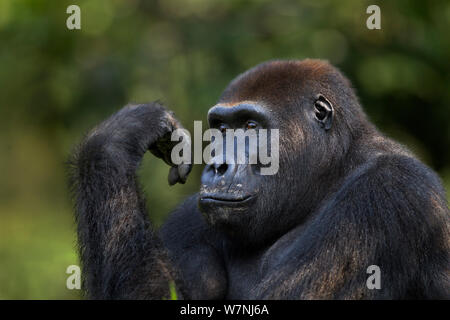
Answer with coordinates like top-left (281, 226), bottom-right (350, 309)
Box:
top-left (224, 243), bottom-right (296, 298)
top-left (224, 229), bottom-right (306, 299)
top-left (225, 253), bottom-right (264, 299)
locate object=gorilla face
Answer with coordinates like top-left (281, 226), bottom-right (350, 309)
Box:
top-left (198, 60), bottom-right (354, 247)
top-left (198, 102), bottom-right (286, 246)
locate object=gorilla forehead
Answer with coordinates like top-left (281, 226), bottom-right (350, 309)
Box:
top-left (218, 59), bottom-right (345, 108)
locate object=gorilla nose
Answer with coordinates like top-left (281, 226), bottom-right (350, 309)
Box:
top-left (209, 162), bottom-right (229, 176)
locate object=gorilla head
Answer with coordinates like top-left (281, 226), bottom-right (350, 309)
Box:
top-left (198, 59), bottom-right (371, 247)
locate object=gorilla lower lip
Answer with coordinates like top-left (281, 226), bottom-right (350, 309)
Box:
top-left (200, 195), bottom-right (253, 204)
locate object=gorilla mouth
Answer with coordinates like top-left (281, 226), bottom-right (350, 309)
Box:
top-left (199, 194), bottom-right (254, 205)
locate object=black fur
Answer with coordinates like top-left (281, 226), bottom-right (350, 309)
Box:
top-left (69, 60), bottom-right (449, 299)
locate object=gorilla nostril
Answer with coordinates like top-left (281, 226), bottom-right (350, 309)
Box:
top-left (215, 163), bottom-right (228, 176)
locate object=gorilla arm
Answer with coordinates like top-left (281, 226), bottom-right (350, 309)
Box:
top-left (254, 155), bottom-right (449, 299)
top-left (68, 103), bottom-right (191, 299)
top-left (159, 195), bottom-right (228, 300)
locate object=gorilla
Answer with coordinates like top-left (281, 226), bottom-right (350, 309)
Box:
top-left (69, 59), bottom-right (449, 299)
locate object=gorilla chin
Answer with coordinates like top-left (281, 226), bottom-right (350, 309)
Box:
top-left (198, 192), bottom-right (259, 241)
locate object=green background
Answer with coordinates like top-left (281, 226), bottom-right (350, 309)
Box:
top-left (0, 0), bottom-right (449, 299)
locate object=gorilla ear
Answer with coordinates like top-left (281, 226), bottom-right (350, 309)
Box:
top-left (314, 94), bottom-right (334, 131)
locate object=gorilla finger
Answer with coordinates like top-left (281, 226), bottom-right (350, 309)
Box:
top-left (178, 164), bottom-right (192, 183)
top-left (168, 166), bottom-right (180, 186)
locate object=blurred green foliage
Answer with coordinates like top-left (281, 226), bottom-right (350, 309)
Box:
top-left (0, 0), bottom-right (449, 299)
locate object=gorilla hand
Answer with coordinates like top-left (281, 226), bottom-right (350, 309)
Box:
top-left (71, 102), bottom-right (192, 298)
top-left (87, 102), bottom-right (192, 185)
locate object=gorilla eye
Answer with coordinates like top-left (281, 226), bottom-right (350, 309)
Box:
top-left (246, 120), bottom-right (258, 130)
